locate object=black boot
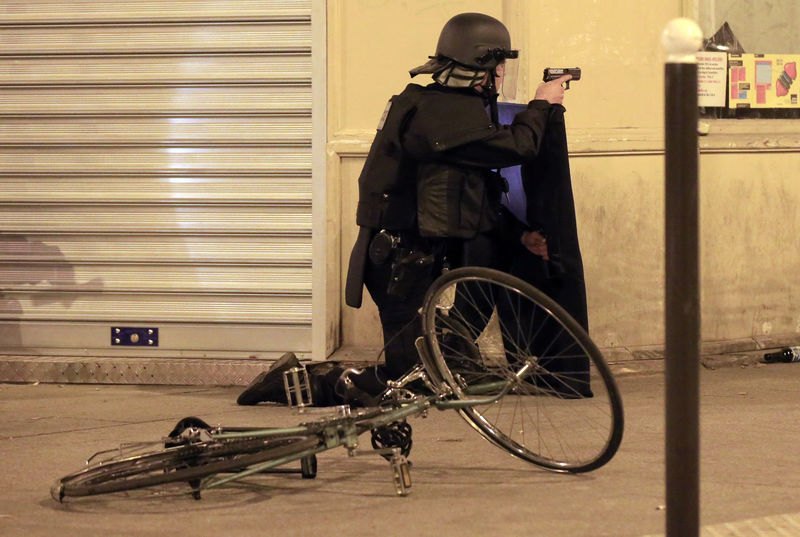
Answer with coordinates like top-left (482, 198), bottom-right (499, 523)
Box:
top-left (305, 362), bottom-right (384, 408)
top-left (236, 352), bottom-right (300, 405)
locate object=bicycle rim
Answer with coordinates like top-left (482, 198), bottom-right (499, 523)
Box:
top-left (53, 434), bottom-right (320, 500)
top-left (421, 267), bottom-right (624, 473)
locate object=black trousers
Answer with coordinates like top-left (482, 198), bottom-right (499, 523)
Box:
top-left (309, 232), bottom-right (502, 407)
top-left (313, 229), bottom-right (591, 406)
top-left (367, 232), bottom-right (501, 377)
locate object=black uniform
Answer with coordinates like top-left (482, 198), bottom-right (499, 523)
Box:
top-left (345, 82), bottom-right (553, 388)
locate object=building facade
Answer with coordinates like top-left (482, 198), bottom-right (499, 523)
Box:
top-left (1, 0), bottom-right (798, 383)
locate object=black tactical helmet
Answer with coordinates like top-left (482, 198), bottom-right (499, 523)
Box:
top-left (410, 12), bottom-right (518, 77)
top-left (436, 13), bottom-right (518, 68)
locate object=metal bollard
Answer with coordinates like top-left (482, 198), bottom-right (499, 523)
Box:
top-left (662, 18), bottom-right (703, 537)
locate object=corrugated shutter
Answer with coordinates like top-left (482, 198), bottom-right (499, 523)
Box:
top-left (0, 1), bottom-right (314, 358)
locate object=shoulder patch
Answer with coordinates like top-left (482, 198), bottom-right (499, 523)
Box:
top-left (376, 100), bottom-right (393, 130)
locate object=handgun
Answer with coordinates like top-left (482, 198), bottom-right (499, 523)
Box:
top-left (543, 67), bottom-right (581, 89)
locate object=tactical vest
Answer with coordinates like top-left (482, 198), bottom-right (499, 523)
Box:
top-left (355, 83), bottom-right (499, 235)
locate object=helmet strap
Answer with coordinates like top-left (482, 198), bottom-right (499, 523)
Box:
top-left (483, 69), bottom-right (500, 124)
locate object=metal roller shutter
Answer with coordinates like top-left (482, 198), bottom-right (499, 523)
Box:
top-left (0, 1), bottom-right (316, 369)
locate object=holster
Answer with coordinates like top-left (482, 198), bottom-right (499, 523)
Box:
top-left (386, 249), bottom-right (434, 299)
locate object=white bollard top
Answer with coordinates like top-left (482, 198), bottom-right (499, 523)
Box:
top-left (662, 18), bottom-right (703, 63)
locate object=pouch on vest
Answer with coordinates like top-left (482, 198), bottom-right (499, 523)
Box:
top-left (355, 85), bottom-right (424, 230)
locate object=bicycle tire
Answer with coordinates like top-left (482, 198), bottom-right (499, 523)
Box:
top-left (52, 433), bottom-right (320, 500)
top-left (420, 266), bottom-right (624, 473)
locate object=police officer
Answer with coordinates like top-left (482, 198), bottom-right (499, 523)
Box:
top-left (346, 12), bottom-right (570, 379)
top-left (237, 12), bottom-right (570, 407)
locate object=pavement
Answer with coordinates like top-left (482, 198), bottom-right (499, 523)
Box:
top-left (1, 361), bottom-right (799, 537)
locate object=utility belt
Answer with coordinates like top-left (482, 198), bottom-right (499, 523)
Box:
top-left (368, 230), bottom-right (436, 299)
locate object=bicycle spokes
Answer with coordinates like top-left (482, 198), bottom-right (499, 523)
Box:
top-left (422, 267), bottom-right (623, 472)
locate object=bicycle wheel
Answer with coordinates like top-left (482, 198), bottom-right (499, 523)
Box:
top-left (52, 433), bottom-right (320, 501)
top-left (420, 266), bottom-right (623, 473)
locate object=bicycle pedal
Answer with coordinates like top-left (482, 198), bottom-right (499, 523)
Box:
top-left (283, 365), bottom-right (314, 409)
top-left (390, 454), bottom-right (412, 496)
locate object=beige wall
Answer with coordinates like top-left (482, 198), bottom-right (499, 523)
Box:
top-left (329, 0), bottom-right (800, 359)
top-left (699, 149), bottom-right (800, 342)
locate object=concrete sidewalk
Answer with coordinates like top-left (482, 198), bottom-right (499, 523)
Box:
top-left (1, 363), bottom-right (798, 537)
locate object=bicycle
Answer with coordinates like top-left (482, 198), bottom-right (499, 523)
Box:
top-left (51, 266), bottom-right (624, 501)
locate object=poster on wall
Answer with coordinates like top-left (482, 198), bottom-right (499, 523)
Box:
top-left (696, 51), bottom-right (728, 107)
top-left (729, 53), bottom-right (800, 108)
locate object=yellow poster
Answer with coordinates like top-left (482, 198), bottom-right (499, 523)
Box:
top-left (728, 53), bottom-right (800, 108)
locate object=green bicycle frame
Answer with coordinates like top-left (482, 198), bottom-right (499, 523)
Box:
top-left (200, 370), bottom-right (526, 491)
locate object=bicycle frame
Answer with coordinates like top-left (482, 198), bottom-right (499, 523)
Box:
top-left (190, 361), bottom-right (531, 496)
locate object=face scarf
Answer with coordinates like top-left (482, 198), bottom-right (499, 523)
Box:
top-left (433, 62), bottom-right (489, 89)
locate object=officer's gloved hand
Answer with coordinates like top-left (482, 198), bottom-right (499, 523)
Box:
top-left (534, 75), bottom-right (571, 105)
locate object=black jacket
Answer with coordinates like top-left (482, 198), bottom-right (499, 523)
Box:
top-left (346, 83), bottom-right (551, 308)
